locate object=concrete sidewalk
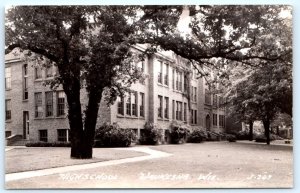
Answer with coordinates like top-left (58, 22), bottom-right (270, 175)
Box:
top-left (6, 147), bottom-right (172, 182)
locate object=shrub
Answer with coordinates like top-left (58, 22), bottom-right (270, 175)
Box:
top-left (206, 131), bottom-right (221, 141)
top-left (25, 142), bottom-right (71, 147)
top-left (169, 121), bottom-right (191, 144)
top-left (236, 130), bottom-right (251, 140)
top-left (139, 122), bottom-right (163, 145)
top-left (255, 134), bottom-right (277, 143)
top-left (226, 134), bottom-right (237, 142)
top-left (187, 129), bottom-right (208, 143)
top-left (94, 123), bottom-right (134, 147)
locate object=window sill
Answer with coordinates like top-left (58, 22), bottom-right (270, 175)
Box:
top-left (56, 116), bottom-right (67, 119)
top-left (34, 117), bottom-right (44, 120)
top-left (45, 116), bottom-right (55, 119)
top-left (5, 120), bottom-right (12, 123)
top-left (117, 115), bottom-right (145, 119)
top-left (157, 83), bottom-right (169, 88)
top-left (34, 79), bottom-right (43, 82)
top-left (172, 89), bottom-right (183, 94)
top-left (5, 89), bottom-right (12, 91)
top-left (22, 99), bottom-right (29, 102)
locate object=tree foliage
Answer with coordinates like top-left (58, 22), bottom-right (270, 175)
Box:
top-left (5, 5), bottom-right (292, 156)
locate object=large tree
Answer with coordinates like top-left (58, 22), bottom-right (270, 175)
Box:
top-left (5, 5), bottom-right (291, 157)
top-left (5, 6), bottom-right (145, 158)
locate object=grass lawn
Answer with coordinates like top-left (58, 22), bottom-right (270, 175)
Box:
top-left (5, 147), bottom-right (146, 174)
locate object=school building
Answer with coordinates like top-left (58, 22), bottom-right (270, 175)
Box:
top-left (5, 45), bottom-right (226, 145)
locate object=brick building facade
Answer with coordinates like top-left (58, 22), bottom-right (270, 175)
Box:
top-left (5, 45), bottom-right (226, 143)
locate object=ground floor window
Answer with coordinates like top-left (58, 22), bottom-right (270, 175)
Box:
top-left (213, 114), bottom-right (218, 126)
top-left (39, 130), bottom-right (48, 142)
top-left (5, 99), bottom-right (11, 120)
top-left (57, 129), bottom-right (69, 142)
top-left (5, 131), bottom-right (12, 138)
top-left (219, 115), bottom-right (225, 127)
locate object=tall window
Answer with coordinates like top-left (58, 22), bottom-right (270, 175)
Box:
top-left (219, 115), bottom-right (225, 127)
top-left (213, 114), bottom-right (218, 126)
top-left (5, 67), bottom-right (11, 90)
top-left (126, 94), bottom-right (131, 116)
top-left (176, 101), bottom-right (182, 121)
top-left (117, 96), bottom-right (124, 115)
top-left (35, 67), bottom-right (42, 79)
top-left (184, 75), bottom-right (188, 92)
top-left (164, 97), bottom-right (169, 119)
top-left (140, 93), bottom-right (145, 117)
top-left (176, 101), bottom-right (179, 120)
top-left (219, 96), bottom-right (224, 109)
top-left (184, 103), bottom-right (187, 122)
top-left (179, 72), bottom-right (182, 91)
top-left (132, 92), bottom-right (137, 116)
top-left (191, 110), bottom-right (197, 124)
top-left (163, 63), bottom-right (169, 85)
top-left (172, 69), bottom-right (175, 89)
top-left (35, 92), bottom-right (43, 118)
top-left (179, 102), bottom-right (182, 120)
top-left (39, 130), bottom-right (48, 142)
top-left (158, 61), bottom-right (163, 83)
top-left (176, 71), bottom-right (179, 90)
top-left (213, 95), bottom-right (218, 107)
top-left (192, 86), bottom-right (197, 102)
top-left (194, 87), bottom-right (197, 102)
top-left (46, 65), bottom-right (53, 78)
top-left (172, 100), bottom-right (175, 119)
top-left (205, 89), bottom-right (211, 104)
top-left (158, 95), bottom-right (163, 118)
top-left (45, 92), bottom-right (53, 117)
top-left (57, 91), bottom-right (65, 116)
top-left (5, 99), bottom-right (11, 120)
top-left (23, 64), bottom-right (28, 100)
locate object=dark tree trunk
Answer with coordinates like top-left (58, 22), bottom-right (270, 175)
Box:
top-left (83, 88), bottom-right (104, 158)
top-left (62, 77), bottom-right (94, 159)
top-left (262, 119), bottom-right (271, 145)
top-left (249, 120), bottom-right (253, 141)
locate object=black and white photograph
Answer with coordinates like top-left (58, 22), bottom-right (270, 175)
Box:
top-left (4, 5), bottom-right (293, 189)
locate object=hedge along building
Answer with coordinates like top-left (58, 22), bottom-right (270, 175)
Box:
top-left (5, 44), bottom-right (226, 144)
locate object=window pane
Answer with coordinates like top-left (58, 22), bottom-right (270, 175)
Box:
top-left (35, 93), bottom-right (43, 118)
top-left (5, 67), bottom-right (11, 89)
top-left (57, 129), bottom-right (67, 142)
top-left (39, 130), bottom-right (48, 142)
top-left (126, 93), bottom-right (131, 115)
top-left (164, 97), bottom-right (169, 119)
top-left (140, 93), bottom-right (144, 117)
top-left (57, 91), bottom-right (65, 116)
top-left (118, 96), bottom-right (124, 115)
top-left (45, 92), bottom-right (53, 117)
top-left (5, 100), bottom-right (11, 120)
top-left (35, 67), bottom-right (42, 79)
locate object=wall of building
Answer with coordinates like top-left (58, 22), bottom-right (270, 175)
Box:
top-left (5, 46), bottom-right (228, 143)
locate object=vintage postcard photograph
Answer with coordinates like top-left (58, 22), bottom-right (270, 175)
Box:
top-left (4, 5), bottom-right (293, 189)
